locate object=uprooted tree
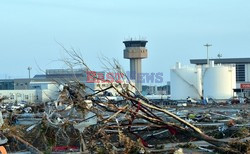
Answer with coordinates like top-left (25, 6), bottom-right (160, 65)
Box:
top-left (1, 48), bottom-right (249, 154)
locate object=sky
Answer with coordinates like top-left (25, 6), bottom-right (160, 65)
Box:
top-left (0, 0), bottom-right (250, 84)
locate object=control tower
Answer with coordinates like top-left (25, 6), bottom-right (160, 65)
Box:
top-left (123, 40), bottom-right (148, 92)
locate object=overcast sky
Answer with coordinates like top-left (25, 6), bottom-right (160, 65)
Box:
top-left (0, 0), bottom-right (250, 84)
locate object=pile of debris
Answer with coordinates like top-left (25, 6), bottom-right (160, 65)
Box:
top-left (0, 52), bottom-right (249, 154)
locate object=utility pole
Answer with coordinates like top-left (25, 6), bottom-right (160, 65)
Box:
top-left (204, 44), bottom-right (212, 65)
top-left (27, 67), bottom-right (32, 79)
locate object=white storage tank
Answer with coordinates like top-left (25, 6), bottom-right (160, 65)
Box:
top-left (203, 62), bottom-right (236, 100)
top-left (170, 62), bottom-right (202, 100)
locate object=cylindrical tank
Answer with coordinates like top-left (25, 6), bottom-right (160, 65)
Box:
top-left (170, 63), bottom-right (202, 100)
top-left (203, 64), bottom-right (236, 100)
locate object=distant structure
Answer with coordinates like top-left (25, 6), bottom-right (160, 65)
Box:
top-left (170, 61), bottom-right (236, 100)
top-left (123, 39), bottom-right (148, 92)
top-left (190, 58), bottom-right (250, 98)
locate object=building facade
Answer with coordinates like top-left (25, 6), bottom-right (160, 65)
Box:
top-left (0, 79), bottom-right (14, 90)
top-left (0, 69), bottom-right (86, 103)
top-left (142, 84), bottom-right (170, 95)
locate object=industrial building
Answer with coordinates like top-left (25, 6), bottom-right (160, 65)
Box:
top-left (170, 61), bottom-right (236, 101)
top-left (33, 68), bottom-right (87, 82)
top-left (190, 58), bottom-right (250, 98)
top-left (0, 81), bottom-right (59, 103)
top-left (0, 79), bottom-right (31, 90)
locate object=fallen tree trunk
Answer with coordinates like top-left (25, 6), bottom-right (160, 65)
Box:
top-left (112, 87), bottom-right (237, 149)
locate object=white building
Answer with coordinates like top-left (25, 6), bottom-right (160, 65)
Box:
top-left (0, 81), bottom-right (60, 103)
top-left (0, 90), bottom-right (37, 103)
top-left (30, 81), bottom-right (60, 102)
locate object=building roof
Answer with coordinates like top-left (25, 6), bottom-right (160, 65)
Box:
top-left (0, 79), bottom-right (14, 82)
top-left (190, 58), bottom-right (250, 65)
top-left (123, 40), bottom-right (148, 47)
top-left (33, 74), bottom-right (46, 79)
top-left (46, 69), bottom-right (85, 75)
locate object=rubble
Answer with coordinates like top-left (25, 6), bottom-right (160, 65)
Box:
top-left (1, 91), bottom-right (250, 154)
top-left (0, 52), bottom-right (250, 153)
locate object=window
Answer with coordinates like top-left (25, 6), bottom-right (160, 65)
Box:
top-left (236, 64), bottom-right (245, 82)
